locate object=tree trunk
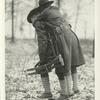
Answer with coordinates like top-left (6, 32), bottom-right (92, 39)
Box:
top-left (34, 0), bottom-right (38, 40)
top-left (74, 0), bottom-right (80, 32)
top-left (92, 39), bottom-right (95, 58)
top-left (35, 0), bottom-right (38, 7)
top-left (11, 0), bottom-right (15, 42)
top-left (84, 20), bottom-right (87, 39)
top-left (58, 0), bottom-right (61, 9)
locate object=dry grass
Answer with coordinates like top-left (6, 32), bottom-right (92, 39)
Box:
top-left (5, 39), bottom-right (94, 100)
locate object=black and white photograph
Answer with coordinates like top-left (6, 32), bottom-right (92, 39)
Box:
top-left (3, 0), bottom-right (95, 100)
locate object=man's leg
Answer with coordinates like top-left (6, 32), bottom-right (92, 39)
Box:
top-left (56, 73), bottom-right (68, 100)
top-left (38, 73), bottom-right (52, 98)
top-left (71, 66), bottom-right (79, 93)
top-left (64, 71), bottom-right (73, 96)
top-left (57, 73), bottom-right (69, 95)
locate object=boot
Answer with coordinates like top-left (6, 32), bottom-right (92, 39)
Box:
top-left (56, 94), bottom-right (69, 100)
top-left (38, 77), bottom-right (52, 98)
top-left (72, 73), bottom-right (79, 94)
top-left (56, 80), bottom-right (69, 100)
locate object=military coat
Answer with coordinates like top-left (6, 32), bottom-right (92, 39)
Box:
top-left (33, 6), bottom-right (85, 74)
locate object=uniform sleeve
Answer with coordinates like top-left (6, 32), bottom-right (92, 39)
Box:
top-left (34, 21), bottom-right (48, 64)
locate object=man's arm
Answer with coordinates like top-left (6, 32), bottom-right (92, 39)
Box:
top-left (34, 21), bottom-right (48, 64)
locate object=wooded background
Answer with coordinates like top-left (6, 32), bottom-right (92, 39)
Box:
top-left (5, 1), bottom-right (95, 99)
top-left (5, 0), bottom-right (94, 40)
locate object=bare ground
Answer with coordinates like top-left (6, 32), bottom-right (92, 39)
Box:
top-left (5, 39), bottom-right (94, 100)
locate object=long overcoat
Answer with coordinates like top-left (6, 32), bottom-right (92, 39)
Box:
top-left (33, 6), bottom-right (85, 74)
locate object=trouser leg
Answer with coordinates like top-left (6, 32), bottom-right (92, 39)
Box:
top-left (56, 73), bottom-right (65, 80)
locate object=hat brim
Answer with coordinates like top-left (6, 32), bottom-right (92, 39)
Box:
top-left (27, 1), bottom-right (54, 23)
top-left (27, 7), bottom-right (40, 23)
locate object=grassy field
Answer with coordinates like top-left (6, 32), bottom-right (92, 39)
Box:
top-left (5, 39), bottom-right (94, 100)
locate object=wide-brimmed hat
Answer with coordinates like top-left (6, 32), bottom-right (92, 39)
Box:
top-left (27, 0), bottom-right (54, 23)
top-left (39, 0), bottom-right (54, 6)
top-left (27, 7), bottom-right (40, 23)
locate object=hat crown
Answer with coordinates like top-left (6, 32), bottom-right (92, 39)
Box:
top-left (39, 0), bottom-right (50, 6)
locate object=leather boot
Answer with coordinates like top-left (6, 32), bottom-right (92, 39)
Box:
top-left (56, 94), bottom-right (69, 100)
top-left (38, 77), bottom-right (52, 98)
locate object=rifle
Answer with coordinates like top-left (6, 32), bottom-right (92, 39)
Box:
top-left (24, 56), bottom-right (60, 75)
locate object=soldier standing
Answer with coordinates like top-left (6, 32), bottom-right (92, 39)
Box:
top-left (27, 0), bottom-right (85, 100)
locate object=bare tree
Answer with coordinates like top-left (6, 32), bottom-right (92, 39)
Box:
top-left (92, 30), bottom-right (95, 58)
top-left (11, 0), bottom-right (15, 42)
top-left (92, 39), bottom-right (95, 57)
top-left (34, 0), bottom-right (38, 41)
top-left (57, 0), bottom-right (61, 9)
top-left (35, 0), bottom-right (38, 7)
top-left (74, 0), bottom-right (94, 32)
top-left (84, 20), bottom-right (87, 39)
top-left (74, 0), bottom-right (80, 32)
top-left (74, 0), bottom-right (94, 57)
top-left (20, 15), bottom-right (24, 36)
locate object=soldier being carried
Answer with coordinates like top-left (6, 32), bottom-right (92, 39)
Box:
top-left (27, 0), bottom-right (85, 100)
